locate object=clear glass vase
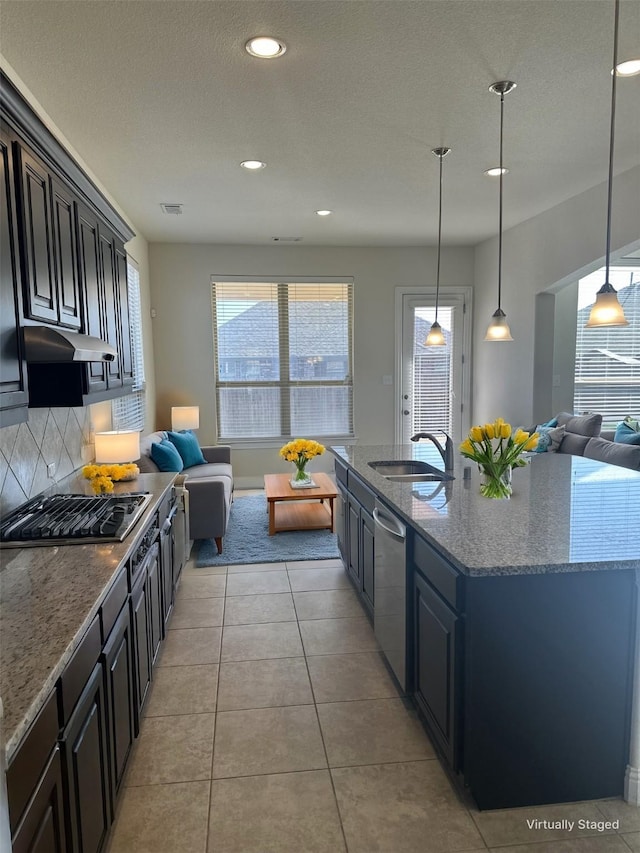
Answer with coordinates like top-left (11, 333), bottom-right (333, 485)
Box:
top-left (479, 465), bottom-right (512, 499)
top-left (292, 463), bottom-right (313, 487)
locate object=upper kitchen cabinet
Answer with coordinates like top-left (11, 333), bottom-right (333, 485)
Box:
top-left (0, 120), bottom-right (29, 427)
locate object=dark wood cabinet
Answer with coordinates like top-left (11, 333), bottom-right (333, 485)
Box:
top-left (115, 242), bottom-right (134, 387)
top-left (50, 176), bottom-right (81, 329)
top-left (0, 121), bottom-right (28, 427)
top-left (413, 569), bottom-right (461, 769)
top-left (102, 602), bottom-right (135, 810)
top-left (160, 514), bottom-right (175, 631)
top-left (131, 568), bottom-right (152, 733)
top-left (76, 203), bottom-right (107, 393)
top-left (98, 228), bottom-right (123, 390)
top-left (347, 496), bottom-right (361, 590)
top-left (342, 475), bottom-right (376, 617)
top-left (147, 543), bottom-right (163, 665)
top-left (361, 508), bottom-right (375, 613)
top-left (60, 660), bottom-right (112, 853)
top-left (11, 747), bottom-right (67, 853)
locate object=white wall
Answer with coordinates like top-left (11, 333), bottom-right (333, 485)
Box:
top-left (148, 244), bottom-right (474, 482)
top-left (473, 165), bottom-right (640, 428)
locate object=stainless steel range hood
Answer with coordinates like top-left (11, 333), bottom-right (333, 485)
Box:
top-left (23, 326), bottom-right (117, 363)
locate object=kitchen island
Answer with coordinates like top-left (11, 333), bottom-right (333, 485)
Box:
top-left (331, 445), bottom-right (640, 809)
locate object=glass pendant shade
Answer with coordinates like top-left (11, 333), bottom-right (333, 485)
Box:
top-left (425, 320), bottom-right (446, 346)
top-left (585, 282), bottom-right (629, 327)
top-left (484, 308), bottom-right (514, 342)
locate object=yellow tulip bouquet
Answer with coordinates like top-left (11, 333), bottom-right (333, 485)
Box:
top-left (459, 419), bottom-right (539, 499)
top-left (82, 463), bottom-right (140, 494)
top-left (279, 438), bottom-right (325, 484)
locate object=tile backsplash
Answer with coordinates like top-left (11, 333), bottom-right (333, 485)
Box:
top-left (0, 407), bottom-right (93, 515)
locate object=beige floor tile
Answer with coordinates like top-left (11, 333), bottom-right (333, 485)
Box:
top-left (226, 570), bottom-right (290, 596)
top-left (207, 770), bottom-right (345, 853)
top-left (486, 838), bottom-right (629, 853)
top-left (308, 652), bottom-right (401, 702)
top-left (157, 627), bottom-right (221, 666)
top-left (212, 705), bottom-right (327, 778)
top-left (217, 657), bottom-right (313, 711)
top-left (332, 760), bottom-right (484, 853)
top-left (182, 564), bottom-right (228, 576)
top-left (170, 596), bottom-right (224, 629)
top-left (177, 574), bottom-right (226, 599)
top-left (227, 561), bottom-right (286, 573)
top-left (288, 566), bottom-right (352, 591)
top-left (318, 697), bottom-right (435, 767)
top-left (472, 801), bottom-right (619, 847)
top-left (220, 621), bottom-right (303, 661)
top-left (223, 592), bottom-right (295, 625)
top-left (108, 781), bottom-right (210, 853)
top-left (622, 832), bottom-right (640, 851)
top-left (144, 665), bottom-right (218, 717)
top-left (125, 714), bottom-right (215, 786)
top-left (287, 558), bottom-right (345, 570)
top-left (299, 617), bottom-right (378, 655)
top-left (293, 588), bottom-right (366, 620)
top-left (597, 799), bottom-right (640, 832)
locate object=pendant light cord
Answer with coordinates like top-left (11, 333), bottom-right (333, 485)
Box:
top-left (497, 91), bottom-right (505, 310)
top-left (435, 152), bottom-right (444, 323)
top-left (605, 0), bottom-right (620, 287)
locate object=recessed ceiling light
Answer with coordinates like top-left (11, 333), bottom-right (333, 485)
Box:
top-left (315, 209), bottom-right (333, 216)
top-left (484, 167), bottom-right (509, 176)
top-left (613, 59), bottom-right (640, 76)
top-left (240, 160), bottom-right (266, 170)
top-left (245, 36), bottom-right (286, 59)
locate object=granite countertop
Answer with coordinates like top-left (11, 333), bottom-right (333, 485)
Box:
top-left (331, 444), bottom-right (640, 578)
top-left (0, 472), bottom-right (175, 764)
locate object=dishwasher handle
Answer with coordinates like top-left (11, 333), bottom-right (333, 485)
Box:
top-left (373, 507), bottom-right (406, 542)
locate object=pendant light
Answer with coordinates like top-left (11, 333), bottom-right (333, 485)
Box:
top-left (586, 0), bottom-right (629, 328)
top-left (425, 147), bottom-right (451, 347)
top-left (485, 81), bottom-right (516, 342)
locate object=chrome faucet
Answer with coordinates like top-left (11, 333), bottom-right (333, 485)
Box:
top-left (410, 431), bottom-right (455, 472)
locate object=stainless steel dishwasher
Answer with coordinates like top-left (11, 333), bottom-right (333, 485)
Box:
top-left (373, 500), bottom-right (407, 691)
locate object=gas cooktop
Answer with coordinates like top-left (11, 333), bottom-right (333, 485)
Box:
top-left (0, 492), bottom-right (151, 547)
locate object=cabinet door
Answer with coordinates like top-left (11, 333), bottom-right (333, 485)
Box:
top-left (61, 660), bottom-right (111, 853)
top-left (347, 496), bottom-right (362, 589)
top-left (50, 176), bottom-right (81, 329)
top-left (160, 518), bottom-right (175, 631)
top-left (0, 123), bottom-right (28, 427)
top-left (114, 243), bottom-right (134, 387)
top-left (98, 229), bottom-right (122, 389)
top-left (147, 545), bottom-right (163, 665)
top-left (102, 602), bottom-right (135, 810)
top-left (131, 572), bottom-right (151, 733)
top-left (413, 571), bottom-right (461, 769)
top-left (16, 147), bottom-right (57, 324)
top-left (77, 205), bottom-right (107, 392)
top-left (11, 747), bottom-right (67, 853)
top-left (361, 508), bottom-right (375, 613)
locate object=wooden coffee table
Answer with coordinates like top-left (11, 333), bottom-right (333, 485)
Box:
top-left (264, 472), bottom-right (338, 535)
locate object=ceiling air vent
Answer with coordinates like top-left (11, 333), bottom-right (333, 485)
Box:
top-left (272, 236), bottom-right (302, 242)
top-left (160, 203), bottom-right (183, 215)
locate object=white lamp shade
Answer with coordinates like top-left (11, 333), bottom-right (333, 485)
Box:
top-left (585, 286), bottom-right (629, 327)
top-left (425, 321), bottom-right (446, 347)
top-left (94, 431), bottom-right (141, 463)
top-left (171, 406), bottom-right (200, 431)
top-left (484, 309), bottom-right (514, 342)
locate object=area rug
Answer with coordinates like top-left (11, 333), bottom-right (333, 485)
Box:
top-left (194, 493), bottom-right (341, 567)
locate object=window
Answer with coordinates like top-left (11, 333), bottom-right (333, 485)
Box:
top-left (574, 265), bottom-right (640, 428)
top-left (111, 259), bottom-right (146, 431)
top-left (212, 280), bottom-right (354, 441)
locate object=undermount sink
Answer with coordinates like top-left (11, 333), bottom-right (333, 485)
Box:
top-left (368, 460), bottom-right (454, 482)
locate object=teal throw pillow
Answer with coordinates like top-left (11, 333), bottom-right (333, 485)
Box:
top-left (615, 421), bottom-right (640, 445)
top-left (167, 430), bottom-right (207, 467)
top-left (151, 439), bottom-right (184, 472)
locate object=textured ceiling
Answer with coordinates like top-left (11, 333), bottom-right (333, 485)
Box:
top-left (1, 0), bottom-right (639, 246)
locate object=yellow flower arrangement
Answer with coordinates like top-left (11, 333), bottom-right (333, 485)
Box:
top-left (459, 419), bottom-right (539, 498)
top-left (279, 438), bottom-right (325, 482)
top-left (82, 463), bottom-right (139, 494)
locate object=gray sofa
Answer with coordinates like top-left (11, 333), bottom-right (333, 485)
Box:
top-left (546, 413), bottom-right (640, 471)
top-left (137, 431), bottom-right (233, 553)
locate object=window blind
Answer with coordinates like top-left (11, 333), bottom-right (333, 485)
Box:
top-left (212, 281), bottom-right (354, 441)
top-left (411, 306), bottom-right (455, 438)
top-left (574, 272), bottom-right (639, 429)
top-left (112, 260), bottom-right (146, 431)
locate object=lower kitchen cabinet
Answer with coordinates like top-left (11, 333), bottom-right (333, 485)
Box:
top-left (60, 661), bottom-right (111, 853)
top-left (102, 602), bottom-right (135, 808)
top-left (131, 568), bottom-right (152, 732)
top-left (160, 509), bottom-right (176, 631)
top-left (347, 496), bottom-right (362, 590)
top-left (147, 543), bottom-right (163, 666)
top-left (11, 746), bottom-right (67, 853)
top-left (338, 463), bottom-right (376, 618)
top-left (413, 568), bottom-right (461, 770)
top-left (361, 508), bottom-right (375, 612)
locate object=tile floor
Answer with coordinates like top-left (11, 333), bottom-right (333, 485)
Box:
top-left (107, 555), bottom-right (640, 853)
